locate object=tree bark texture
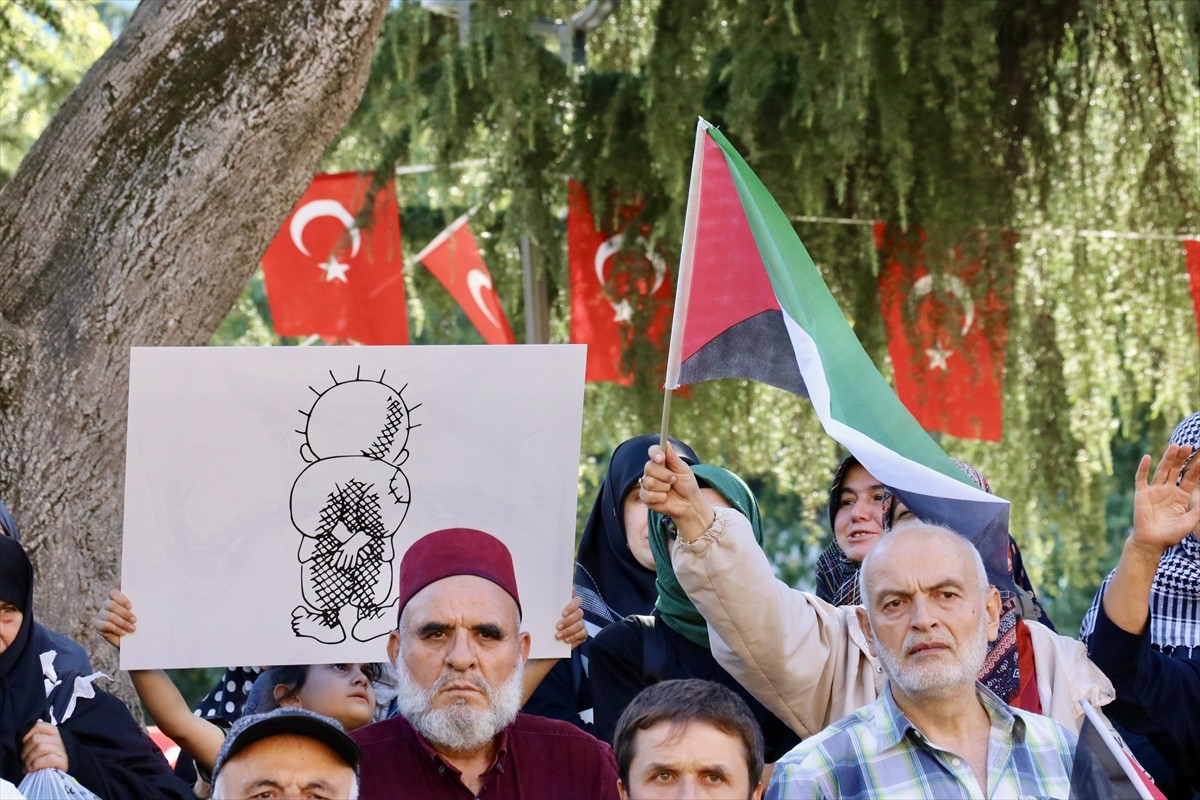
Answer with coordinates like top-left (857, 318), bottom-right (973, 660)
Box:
top-left (0, 0), bottom-right (389, 690)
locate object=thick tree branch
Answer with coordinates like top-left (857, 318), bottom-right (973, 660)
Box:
top-left (0, 0), bottom-right (389, 699)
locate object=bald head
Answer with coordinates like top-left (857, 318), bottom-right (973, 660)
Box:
top-left (858, 523), bottom-right (988, 611)
top-left (854, 523), bottom-right (1001, 702)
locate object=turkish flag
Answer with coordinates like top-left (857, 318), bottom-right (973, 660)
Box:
top-left (413, 214), bottom-right (515, 344)
top-left (567, 179), bottom-right (673, 384)
top-left (261, 172), bottom-right (407, 344)
top-left (1185, 239), bottom-right (1200, 344)
top-left (876, 223), bottom-right (1009, 441)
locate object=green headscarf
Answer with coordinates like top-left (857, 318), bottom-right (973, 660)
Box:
top-left (649, 464), bottom-right (765, 648)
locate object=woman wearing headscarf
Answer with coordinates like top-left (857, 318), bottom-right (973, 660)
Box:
top-left (523, 433), bottom-right (699, 731)
top-left (0, 500), bottom-right (92, 677)
top-left (1079, 411), bottom-right (1200, 799)
top-left (813, 456), bottom-right (885, 607)
top-left (1081, 412), bottom-right (1200, 653)
top-left (589, 464), bottom-right (801, 775)
top-left (0, 536), bottom-right (191, 799)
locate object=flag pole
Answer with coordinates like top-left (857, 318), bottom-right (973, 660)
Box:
top-left (409, 207), bottom-right (476, 267)
top-left (658, 390), bottom-right (674, 451)
top-left (660, 117), bottom-right (711, 450)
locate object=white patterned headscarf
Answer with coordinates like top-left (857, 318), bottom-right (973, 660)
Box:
top-left (1080, 411), bottom-right (1200, 654)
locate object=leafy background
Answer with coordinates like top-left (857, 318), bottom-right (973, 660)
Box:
top-left (4, 0), bottom-right (1198, 701)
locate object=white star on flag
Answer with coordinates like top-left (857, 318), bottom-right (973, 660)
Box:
top-left (319, 258), bottom-right (350, 283)
top-left (611, 298), bottom-right (634, 323)
top-left (924, 343), bottom-right (951, 371)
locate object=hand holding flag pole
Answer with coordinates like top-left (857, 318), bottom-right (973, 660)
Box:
top-left (656, 117), bottom-right (1015, 594)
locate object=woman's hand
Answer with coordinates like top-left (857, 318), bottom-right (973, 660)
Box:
top-left (21, 721), bottom-right (68, 773)
top-left (640, 443), bottom-right (714, 542)
top-left (93, 588), bottom-right (135, 650)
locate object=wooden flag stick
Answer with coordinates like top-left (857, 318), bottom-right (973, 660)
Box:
top-left (658, 118), bottom-right (709, 454)
top-left (659, 388), bottom-right (674, 451)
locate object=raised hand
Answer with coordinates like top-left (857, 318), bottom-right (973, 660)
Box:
top-left (1103, 443), bottom-right (1200, 635)
top-left (640, 442), bottom-right (713, 542)
top-left (1130, 444), bottom-right (1200, 553)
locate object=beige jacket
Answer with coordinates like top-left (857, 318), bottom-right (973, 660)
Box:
top-left (672, 507), bottom-right (1114, 737)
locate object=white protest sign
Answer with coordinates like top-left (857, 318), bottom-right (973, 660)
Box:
top-left (121, 345), bottom-right (584, 669)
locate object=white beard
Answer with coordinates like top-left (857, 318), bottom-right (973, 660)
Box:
top-left (393, 656), bottom-right (524, 752)
top-left (875, 614), bottom-right (990, 700)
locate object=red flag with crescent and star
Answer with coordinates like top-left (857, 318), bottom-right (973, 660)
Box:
top-left (261, 172), bottom-right (408, 344)
top-left (876, 223), bottom-right (1009, 441)
top-left (412, 213), bottom-right (515, 344)
top-left (567, 179), bottom-right (673, 384)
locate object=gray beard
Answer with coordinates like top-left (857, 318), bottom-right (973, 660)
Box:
top-left (875, 615), bottom-right (990, 700)
top-left (393, 656), bottom-right (524, 752)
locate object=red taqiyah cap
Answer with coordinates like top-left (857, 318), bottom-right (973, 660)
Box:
top-left (397, 528), bottom-right (522, 621)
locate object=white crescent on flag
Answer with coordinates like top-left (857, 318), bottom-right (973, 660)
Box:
top-left (290, 200), bottom-right (362, 259)
top-left (467, 269), bottom-right (500, 328)
top-left (913, 273), bottom-right (974, 335)
top-left (593, 233), bottom-right (669, 316)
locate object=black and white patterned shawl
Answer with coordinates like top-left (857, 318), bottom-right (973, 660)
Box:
top-left (1080, 411), bottom-right (1200, 654)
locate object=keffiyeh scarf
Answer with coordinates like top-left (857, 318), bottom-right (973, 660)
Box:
top-left (1080, 412), bottom-right (1200, 653)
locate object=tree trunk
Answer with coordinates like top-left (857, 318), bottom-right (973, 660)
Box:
top-left (0, 0), bottom-right (389, 701)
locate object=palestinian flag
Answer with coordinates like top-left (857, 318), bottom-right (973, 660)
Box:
top-left (664, 118), bottom-right (1013, 588)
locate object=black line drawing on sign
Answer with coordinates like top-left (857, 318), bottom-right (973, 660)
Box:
top-left (289, 368), bottom-right (419, 644)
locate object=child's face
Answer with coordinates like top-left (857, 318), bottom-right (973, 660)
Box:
top-left (292, 663), bottom-right (376, 731)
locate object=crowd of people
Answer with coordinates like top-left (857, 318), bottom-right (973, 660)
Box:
top-left (0, 411), bottom-right (1197, 799)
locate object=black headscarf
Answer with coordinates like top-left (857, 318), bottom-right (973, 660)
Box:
top-left (573, 434), bottom-right (700, 628)
top-left (0, 501), bottom-right (20, 542)
top-left (0, 500), bottom-right (91, 677)
top-left (0, 536), bottom-right (47, 783)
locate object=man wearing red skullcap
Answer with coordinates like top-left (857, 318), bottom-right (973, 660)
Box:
top-left (351, 528), bottom-right (620, 799)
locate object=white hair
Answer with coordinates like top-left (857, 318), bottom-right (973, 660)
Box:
top-left (392, 654), bottom-right (525, 752)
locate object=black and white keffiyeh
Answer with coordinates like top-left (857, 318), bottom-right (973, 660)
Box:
top-left (1080, 411), bottom-right (1200, 654)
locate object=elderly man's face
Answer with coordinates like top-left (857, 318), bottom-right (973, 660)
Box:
top-left (212, 733), bottom-right (356, 800)
top-left (856, 528), bottom-right (1000, 701)
top-left (389, 575), bottom-right (530, 751)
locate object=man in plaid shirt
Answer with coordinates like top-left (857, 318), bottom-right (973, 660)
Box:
top-left (767, 523), bottom-right (1076, 800)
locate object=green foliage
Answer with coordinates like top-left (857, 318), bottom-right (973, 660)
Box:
top-left (21, 0), bottom-right (1194, 629)
top-left (321, 0), bottom-right (1198, 628)
top-left (0, 0), bottom-right (113, 185)
top-left (161, 668), bottom-right (226, 715)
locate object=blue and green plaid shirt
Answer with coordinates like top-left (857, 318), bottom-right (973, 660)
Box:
top-left (767, 682), bottom-right (1076, 800)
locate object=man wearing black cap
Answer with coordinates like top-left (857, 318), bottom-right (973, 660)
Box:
top-left (211, 708), bottom-right (359, 800)
top-left (351, 527), bottom-right (620, 799)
